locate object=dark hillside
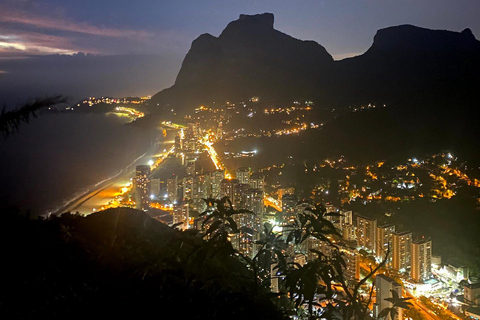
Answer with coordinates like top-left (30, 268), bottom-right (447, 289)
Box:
top-left (0, 207), bottom-right (286, 320)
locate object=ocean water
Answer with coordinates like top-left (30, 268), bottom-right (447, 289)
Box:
top-left (0, 112), bottom-right (158, 215)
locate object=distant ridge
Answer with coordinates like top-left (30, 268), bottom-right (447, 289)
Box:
top-left (150, 13), bottom-right (480, 112)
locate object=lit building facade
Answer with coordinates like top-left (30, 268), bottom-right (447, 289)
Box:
top-left (376, 224), bottom-right (395, 263)
top-left (173, 202), bottom-right (190, 230)
top-left (281, 194), bottom-right (298, 225)
top-left (167, 176), bottom-right (178, 202)
top-left (411, 238), bottom-right (432, 283)
top-left (392, 231), bottom-right (412, 272)
top-left (249, 173), bottom-right (265, 190)
top-left (134, 165), bottom-right (151, 211)
top-left (356, 215), bottom-right (377, 253)
top-left (210, 170), bottom-right (225, 198)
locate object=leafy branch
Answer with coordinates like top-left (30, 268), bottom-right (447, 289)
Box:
top-left (0, 95), bottom-right (67, 138)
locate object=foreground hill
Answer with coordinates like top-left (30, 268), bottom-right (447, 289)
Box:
top-left (1, 207), bottom-right (285, 320)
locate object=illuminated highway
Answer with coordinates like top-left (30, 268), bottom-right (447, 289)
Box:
top-left (204, 140), bottom-right (225, 171)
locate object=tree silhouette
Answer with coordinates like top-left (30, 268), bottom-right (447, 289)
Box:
top-left (377, 289), bottom-right (413, 320)
top-left (251, 222), bottom-right (288, 289)
top-left (0, 95), bottom-right (67, 138)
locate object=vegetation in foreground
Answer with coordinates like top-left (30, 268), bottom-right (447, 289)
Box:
top-left (1, 198), bottom-right (411, 319)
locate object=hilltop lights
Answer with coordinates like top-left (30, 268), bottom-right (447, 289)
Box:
top-left (148, 160), bottom-right (154, 166)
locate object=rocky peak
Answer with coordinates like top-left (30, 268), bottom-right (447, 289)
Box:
top-left (367, 24), bottom-right (479, 54)
top-left (219, 13), bottom-right (275, 39)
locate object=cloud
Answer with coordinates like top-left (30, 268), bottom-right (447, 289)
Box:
top-left (0, 31), bottom-right (79, 57)
top-left (0, 8), bottom-right (152, 40)
top-left (0, 4), bottom-right (189, 57)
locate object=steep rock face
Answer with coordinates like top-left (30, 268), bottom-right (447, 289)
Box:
top-left (151, 15), bottom-right (480, 112)
top-left (367, 25), bottom-right (479, 54)
top-left (331, 24), bottom-right (480, 104)
top-left (152, 13), bottom-right (333, 110)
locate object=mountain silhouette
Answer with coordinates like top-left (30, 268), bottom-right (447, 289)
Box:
top-left (151, 13), bottom-right (480, 112)
top-left (151, 13), bottom-right (333, 109)
top-left (330, 24), bottom-right (480, 104)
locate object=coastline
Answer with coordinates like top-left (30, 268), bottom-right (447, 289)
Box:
top-left (50, 126), bottom-right (176, 216)
top-left (50, 152), bottom-right (146, 216)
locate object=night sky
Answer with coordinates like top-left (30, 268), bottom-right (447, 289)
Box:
top-left (1, 0), bottom-right (479, 106)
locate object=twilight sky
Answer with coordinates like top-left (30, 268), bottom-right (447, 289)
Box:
top-left (0, 0), bottom-right (479, 106)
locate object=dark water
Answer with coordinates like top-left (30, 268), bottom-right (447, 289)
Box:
top-left (0, 113), bottom-right (157, 215)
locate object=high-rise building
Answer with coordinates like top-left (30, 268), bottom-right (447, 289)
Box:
top-left (356, 215), bottom-right (377, 253)
top-left (210, 170), bottom-right (225, 198)
top-left (219, 179), bottom-right (250, 208)
top-left (339, 210), bottom-right (353, 229)
top-left (234, 183), bottom-right (250, 208)
top-left (411, 238), bottom-right (432, 283)
top-left (186, 162), bottom-right (195, 176)
top-left (231, 214), bottom-right (256, 258)
top-left (217, 121), bottom-right (223, 140)
top-left (338, 240), bottom-right (360, 283)
top-left (236, 167), bottom-right (251, 185)
top-left (244, 189), bottom-right (265, 220)
top-left (392, 231), bottom-right (412, 272)
top-left (182, 176), bottom-right (194, 201)
top-left (376, 224), bottom-right (395, 263)
top-left (220, 178), bottom-right (237, 203)
top-left (281, 194), bottom-right (298, 225)
top-left (134, 165), bottom-right (151, 211)
top-left (173, 202), bottom-right (189, 230)
top-left (167, 176), bottom-right (178, 202)
top-left (374, 274), bottom-right (403, 320)
top-left (306, 236), bottom-right (329, 261)
top-left (304, 237), bottom-right (359, 285)
top-left (324, 204), bottom-right (341, 227)
top-left (249, 173), bottom-right (265, 190)
top-left (270, 263), bottom-right (281, 293)
top-left (174, 134), bottom-right (182, 151)
top-left (229, 188), bottom-right (264, 258)
top-left (342, 224), bottom-right (356, 241)
top-left (192, 174), bottom-right (210, 212)
top-left (150, 178), bottom-right (160, 198)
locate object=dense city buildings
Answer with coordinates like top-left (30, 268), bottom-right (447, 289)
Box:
top-left (118, 108), bottom-right (469, 319)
